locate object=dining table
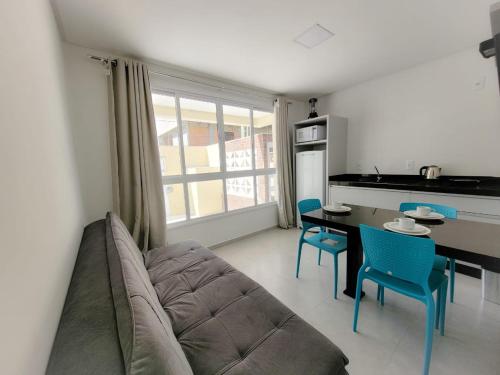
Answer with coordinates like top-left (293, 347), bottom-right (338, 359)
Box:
top-left (301, 204), bottom-right (500, 299)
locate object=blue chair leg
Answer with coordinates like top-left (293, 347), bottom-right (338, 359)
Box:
top-left (435, 286), bottom-right (441, 330)
top-left (423, 296), bottom-right (436, 375)
top-left (449, 259), bottom-right (455, 303)
top-left (333, 253), bottom-right (338, 299)
top-left (376, 286), bottom-right (385, 305)
top-left (295, 239), bottom-right (304, 278)
top-left (352, 273), bottom-right (364, 332)
top-left (440, 280), bottom-right (448, 336)
top-left (318, 249), bottom-right (322, 265)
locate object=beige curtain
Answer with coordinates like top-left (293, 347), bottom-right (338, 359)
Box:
top-left (274, 97), bottom-right (295, 228)
top-left (108, 59), bottom-right (167, 251)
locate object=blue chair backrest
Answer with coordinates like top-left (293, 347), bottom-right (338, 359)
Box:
top-left (359, 224), bottom-right (436, 286)
top-left (298, 199), bottom-right (322, 231)
top-left (399, 202), bottom-right (457, 219)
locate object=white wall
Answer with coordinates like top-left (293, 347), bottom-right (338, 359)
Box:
top-left (318, 48), bottom-right (500, 176)
top-left (287, 98), bottom-right (308, 133)
top-left (62, 43), bottom-right (305, 246)
top-left (63, 43), bottom-right (113, 221)
top-left (169, 205), bottom-right (278, 247)
top-left (0, 2), bottom-right (85, 374)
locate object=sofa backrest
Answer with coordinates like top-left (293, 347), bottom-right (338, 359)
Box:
top-left (46, 220), bottom-right (126, 375)
top-left (106, 213), bottom-right (193, 375)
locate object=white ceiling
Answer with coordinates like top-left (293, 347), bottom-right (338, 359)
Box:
top-left (52, 0), bottom-right (496, 99)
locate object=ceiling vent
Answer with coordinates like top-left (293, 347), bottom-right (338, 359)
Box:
top-left (294, 24), bottom-right (334, 49)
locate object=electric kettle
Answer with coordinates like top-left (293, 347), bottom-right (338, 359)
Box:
top-left (419, 165), bottom-right (441, 179)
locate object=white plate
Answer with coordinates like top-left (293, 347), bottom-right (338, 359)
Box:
top-left (383, 222), bottom-right (431, 236)
top-left (323, 205), bottom-right (352, 213)
top-left (403, 210), bottom-right (445, 220)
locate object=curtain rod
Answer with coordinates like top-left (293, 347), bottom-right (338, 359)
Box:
top-left (87, 54), bottom-right (282, 103)
top-left (149, 70), bottom-right (277, 101)
top-left (274, 98), bottom-right (294, 105)
top-left (88, 54), bottom-right (116, 65)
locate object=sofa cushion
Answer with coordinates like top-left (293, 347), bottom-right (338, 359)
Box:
top-left (106, 213), bottom-right (193, 375)
top-left (145, 240), bottom-right (349, 375)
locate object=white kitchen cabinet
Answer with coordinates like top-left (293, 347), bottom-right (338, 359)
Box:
top-left (410, 192), bottom-right (500, 222)
top-left (330, 185), bottom-right (410, 211)
top-left (330, 185), bottom-right (500, 224)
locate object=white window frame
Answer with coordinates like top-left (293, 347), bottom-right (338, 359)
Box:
top-left (153, 88), bottom-right (277, 228)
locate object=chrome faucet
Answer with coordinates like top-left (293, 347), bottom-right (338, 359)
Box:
top-left (374, 166), bottom-right (382, 182)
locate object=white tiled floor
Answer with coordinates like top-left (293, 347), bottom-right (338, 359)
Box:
top-left (213, 228), bottom-right (500, 375)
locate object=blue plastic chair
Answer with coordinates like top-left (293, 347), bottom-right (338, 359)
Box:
top-left (296, 199), bottom-right (347, 299)
top-left (399, 202), bottom-right (458, 303)
top-left (353, 225), bottom-right (448, 375)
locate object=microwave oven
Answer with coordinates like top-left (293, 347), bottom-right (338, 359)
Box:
top-left (296, 125), bottom-right (326, 143)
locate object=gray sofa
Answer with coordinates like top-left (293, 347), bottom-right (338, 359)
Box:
top-left (47, 213), bottom-right (349, 375)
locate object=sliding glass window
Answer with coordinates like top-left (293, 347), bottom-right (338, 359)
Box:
top-left (152, 92), bottom-right (276, 225)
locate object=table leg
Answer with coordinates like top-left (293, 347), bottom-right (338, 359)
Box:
top-left (343, 229), bottom-right (365, 299)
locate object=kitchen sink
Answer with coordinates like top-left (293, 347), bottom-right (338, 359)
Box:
top-left (353, 179), bottom-right (407, 186)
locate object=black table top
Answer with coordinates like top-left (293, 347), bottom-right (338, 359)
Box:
top-left (301, 205), bottom-right (500, 271)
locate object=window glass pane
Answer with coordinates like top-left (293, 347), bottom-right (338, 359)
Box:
top-left (188, 180), bottom-right (224, 218)
top-left (179, 98), bottom-right (220, 174)
top-left (152, 93), bottom-right (182, 176)
top-left (256, 174), bottom-right (277, 204)
top-left (163, 184), bottom-right (186, 223)
top-left (226, 176), bottom-right (255, 211)
top-left (253, 110), bottom-right (274, 169)
top-left (223, 105), bottom-right (252, 171)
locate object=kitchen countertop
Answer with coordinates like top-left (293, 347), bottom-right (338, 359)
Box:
top-left (329, 174), bottom-right (500, 197)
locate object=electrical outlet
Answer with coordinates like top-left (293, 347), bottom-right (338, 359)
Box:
top-left (406, 160), bottom-right (415, 171)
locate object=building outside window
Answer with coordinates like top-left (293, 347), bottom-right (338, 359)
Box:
top-left (152, 92), bottom-right (276, 224)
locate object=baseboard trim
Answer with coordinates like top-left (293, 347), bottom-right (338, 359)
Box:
top-left (209, 226), bottom-right (280, 250)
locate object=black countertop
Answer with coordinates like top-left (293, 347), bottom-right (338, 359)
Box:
top-left (329, 174), bottom-right (500, 197)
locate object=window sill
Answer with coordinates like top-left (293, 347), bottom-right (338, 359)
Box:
top-left (167, 202), bottom-right (278, 229)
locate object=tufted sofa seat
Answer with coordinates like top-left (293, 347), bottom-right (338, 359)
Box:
top-left (47, 213), bottom-right (349, 375)
top-left (145, 240), bottom-right (348, 375)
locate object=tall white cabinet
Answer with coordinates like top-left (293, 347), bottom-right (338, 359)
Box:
top-left (293, 115), bottom-right (348, 226)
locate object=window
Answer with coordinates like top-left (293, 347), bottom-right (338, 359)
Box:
top-left (153, 94), bottom-right (182, 176)
top-left (188, 180), bottom-right (225, 218)
top-left (163, 184), bottom-right (186, 223)
top-left (179, 98), bottom-right (220, 174)
top-left (153, 91), bottom-right (276, 225)
top-left (253, 110), bottom-right (275, 169)
top-left (226, 176), bottom-right (254, 211)
top-left (160, 157), bottom-right (167, 174)
top-left (256, 174), bottom-right (276, 204)
top-left (223, 105), bottom-right (251, 171)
